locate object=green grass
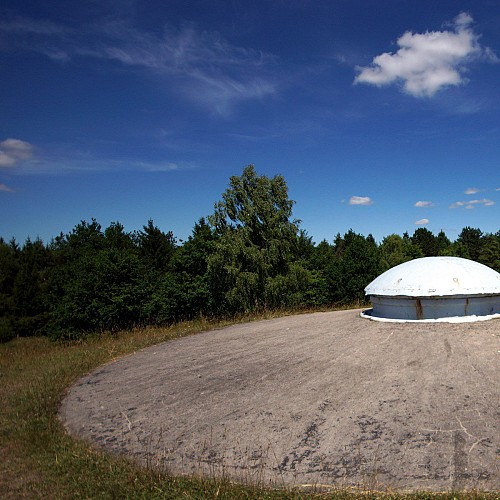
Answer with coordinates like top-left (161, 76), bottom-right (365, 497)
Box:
top-left (0, 309), bottom-right (496, 499)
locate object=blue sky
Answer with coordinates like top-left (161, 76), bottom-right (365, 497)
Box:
top-left (1, 0), bottom-right (499, 244)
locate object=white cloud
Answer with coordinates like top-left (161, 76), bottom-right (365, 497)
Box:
top-left (0, 138), bottom-right (34, 167)
top-left (415, 218), bottom-right (429, 225)
top-left (132, 161), bottom-right (179, 172)
top-left (0, 183), bottom-right (14, 192)
top-left (349, 195), bottom-right (373, 206)
top-left (414, 200), bottom-right (434, 207)
top-left (464, 187), bottom-right (479, 194)
top-left (354, 13), bottom-right (496, 97)
top-left (450, 198), bottom-right (494, 208)
top-left (0, 18), bottom-right (277, 115)
top-left (96, 23), bottom-right (278, 114)
top-left (9, 155), bottom-right (192, 175)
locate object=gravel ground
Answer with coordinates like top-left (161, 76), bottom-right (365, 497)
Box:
top-left (60, 309), bottom-right (500, 492)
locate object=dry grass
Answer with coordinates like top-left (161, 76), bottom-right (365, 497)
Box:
top-left (0, 309), bottom-right (497, 498)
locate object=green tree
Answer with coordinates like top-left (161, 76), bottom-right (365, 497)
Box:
top-left (440, 241), bottom-right (470, 258)
top-left (207, 165), bottom-right (309, 313)
top-left (379, 234), bottom-right (423, 271)
top-left (150, 218), bottom-right (218, 321)
top-left (411, 228), bottom-right (438, 257)
top-left (0, 238), bottom-right (19, 341)
top-left (46, 220), bottom-right (147, 339)
top-left (137, 220), bottom-right (176, 272)
top-left (302, 239), bottom-right (333, 305)
top-left (478, 233), bottom-right (500, 272)
top-left (105, 222), bottom-right (135, 250)
top-left (173, 219), bottom-right (216, 277)
top-left (65, 219), bottom-right (106, 254)
top-left (436, 230), bottom-right (452, 255)
top-left (326, 230), bottom-right (381, 304)
top-left (457, 226), bottom-right (483, 261)
top-left (49, 248), bottom-right (145, 338)
top-left (12, 238), bottom-right (52, 337)
top-left (308, 239), bottom-right (334, 271)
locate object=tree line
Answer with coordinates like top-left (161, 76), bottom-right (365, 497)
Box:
top-left (1, 165), bottom-right (499, 342)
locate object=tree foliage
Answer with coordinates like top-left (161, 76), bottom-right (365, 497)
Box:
top-left (137, 219), bottom-right (176, 272)
top-left (0, 166), bottom-right (498, 342)
top-left (457, 226), bottom-right (483, 261)
top-left (479, 234), bottom-right (500, 272)
top-left (208, 165), bottom-right (307, 313)
top-left (325, 231), bottom-right (382, 304)
top-left (411, 227), bottom-right (438, 257)
top-left (379, 234), bottom-right (423, 271)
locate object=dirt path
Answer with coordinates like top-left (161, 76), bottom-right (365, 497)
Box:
top-left (60, 310), bottom-right (499, 491)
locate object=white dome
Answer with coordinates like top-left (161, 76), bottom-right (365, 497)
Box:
top-left (365, 257), bottom-right (500, 297)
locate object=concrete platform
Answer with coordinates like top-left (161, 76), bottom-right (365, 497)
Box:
top-left (59, 310), bottom-right (500, 491)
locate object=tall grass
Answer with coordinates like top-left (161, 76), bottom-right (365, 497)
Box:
top-left (0, 310), bottom-right (495, 498)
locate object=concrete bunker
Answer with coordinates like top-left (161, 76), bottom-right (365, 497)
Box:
top-left (362, 256), bottom-right (500, 322)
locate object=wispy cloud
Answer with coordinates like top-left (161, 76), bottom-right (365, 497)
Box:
top-left (415, 218), bottom-right (429, 225)
top-left (414, 200), bottom-right (434, 207)
top-left (0, 18), bottom-right (278, 115)
top-left (0, 138), bottom-right (34, 167)
top-left (0, 17), bottom-right (71, 36)
top-left (349, 195), bottom-right (373, 206)
top-left (10, 154), bottom-right (190, 175)
top-left (449, 198), bottom-right (495, 209)
top-left (0, 134), bottom-right (192, 175)
top-left (464, 187), bottom-right (480, 194)
top-left (130, 161), bottom-right (180, 172)
top-left (0, 183), bottom-right (14, 192)
top-left (354, 13), bottom-right (497, 97)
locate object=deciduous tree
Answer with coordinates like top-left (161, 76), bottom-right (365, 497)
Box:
top-left (207, 165), bottom-right (308, 313)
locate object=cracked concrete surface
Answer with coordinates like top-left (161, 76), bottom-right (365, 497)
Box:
top-left (59, 310), bottom-right (500, 491)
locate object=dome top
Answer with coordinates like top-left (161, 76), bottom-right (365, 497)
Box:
top-left (365, 257), bottom-right (500, 297)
